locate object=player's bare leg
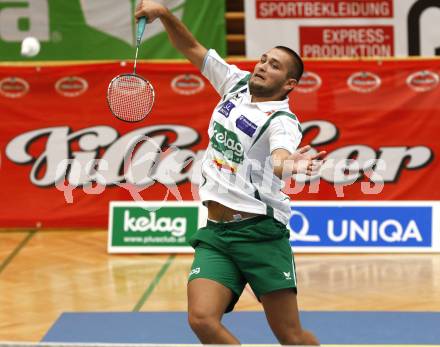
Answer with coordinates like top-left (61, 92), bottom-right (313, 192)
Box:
top-left (261, 288), bottom-right (320, 345)
top-left (187, 278), bottom-right (240, 344)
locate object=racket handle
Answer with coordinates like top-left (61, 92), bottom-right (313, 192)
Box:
top-left (136, 16), bottom-right (147, 46)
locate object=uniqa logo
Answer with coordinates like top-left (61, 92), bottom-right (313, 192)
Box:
top-left (171, 74), bottom-right (205, 95)
top-left (347, 71), bottom-right (381, 93)
top-left (0, 77), bottom-right (29, 98)
top-left (55, 76), bottom-right (88, 97)
top-left (295, 71), bottom-right (322, 93)
top-left (327, 219), bottom-right (423, 243)
top-left (123, 209), bottom-right (187, 237)
top-left (289, 208), bottom-right (424, 244)
top-left (406, 70), bottom-right (439, 92)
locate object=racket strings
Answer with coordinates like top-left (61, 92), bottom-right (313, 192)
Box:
top-left (107, 75), bottom-right (154, 122)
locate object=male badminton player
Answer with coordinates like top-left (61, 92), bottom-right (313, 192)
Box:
top-left (135, 1), bottom-right (325, 345)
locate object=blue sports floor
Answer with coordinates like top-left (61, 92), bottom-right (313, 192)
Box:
top-left (43, 311), bottom-right (440, 345)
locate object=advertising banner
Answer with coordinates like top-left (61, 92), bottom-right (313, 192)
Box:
top-left (245, 0), bottom-right (440, 58)
top-left (107, 201), bottom-right (440, 253)
top-left (0, 59), bottom-right (439, 231)
top-left (0, 0), bottom-right (226, 60)
top-left (289, 201), bottom-right (440, 253)
top-left (108, 201), bottom-right (206, 253)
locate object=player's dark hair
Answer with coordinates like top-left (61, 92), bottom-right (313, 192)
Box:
top-left (275, 46), bottom-right (304, 81)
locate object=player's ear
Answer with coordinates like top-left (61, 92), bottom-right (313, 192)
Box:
top-left (290, 78), bottom-right (298, 88)
top-left (285, 78), bottom-right (298, 92)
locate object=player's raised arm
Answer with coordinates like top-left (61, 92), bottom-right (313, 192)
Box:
top-left (135, 0), bottom-right (208, 70)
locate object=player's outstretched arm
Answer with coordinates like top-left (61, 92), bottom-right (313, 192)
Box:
top-left (135, 0), bottom-right (208, 70)
top-left (271, 146), bottom-right (326, 179)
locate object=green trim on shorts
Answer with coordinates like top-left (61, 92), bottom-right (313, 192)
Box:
top-left (188, 216), bottom-right (296, 313)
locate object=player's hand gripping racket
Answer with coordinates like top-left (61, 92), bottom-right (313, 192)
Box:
top-left (107, 17), bottom-right (155, 122)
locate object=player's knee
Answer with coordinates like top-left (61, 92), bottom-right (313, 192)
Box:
top-left (187, 310), bottom-right (220, 334)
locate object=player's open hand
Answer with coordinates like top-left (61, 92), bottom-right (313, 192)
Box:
top-left (288, 145), bottom-right (326, 176)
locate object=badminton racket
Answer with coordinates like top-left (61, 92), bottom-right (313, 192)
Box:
top-left (107, 17), bottom-right (155, 122)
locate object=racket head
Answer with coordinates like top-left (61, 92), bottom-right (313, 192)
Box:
top-left (107, 73), bottom-right (155, 122)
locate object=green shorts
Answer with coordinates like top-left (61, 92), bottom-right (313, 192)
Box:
top-left (188, 216), bottom-right (297, 313)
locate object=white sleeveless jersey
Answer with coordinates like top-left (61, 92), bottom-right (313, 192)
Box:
top-left (198, 50), bottom-right (302, 225)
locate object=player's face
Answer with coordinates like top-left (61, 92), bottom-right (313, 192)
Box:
top-left (249, 48), bottom-right (297, 99)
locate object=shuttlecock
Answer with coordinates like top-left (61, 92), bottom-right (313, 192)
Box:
top-left (21, 37), bottom-right (41, 57)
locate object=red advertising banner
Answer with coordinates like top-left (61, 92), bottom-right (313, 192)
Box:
top-left (247, 0), bottom-right (440, 58)
top-left (256, 0), bottom-right (393, 19)
top-left (0, 59), bottom-right (439, 227)
top-left (300, 26), bottom-right (394, 57)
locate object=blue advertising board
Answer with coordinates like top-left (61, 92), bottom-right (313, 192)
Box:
top-left (289, 205), bottom-right (433, 249)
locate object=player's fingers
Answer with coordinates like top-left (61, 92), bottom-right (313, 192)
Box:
top-left (135, 1), bottom-right (143, 14)
top-left (311, 150), bottom-right (326, 159)
top-left (134, 9), bottom-right (143, 19)
top-left (135, 1), bottom-right (148, 18)
top-left (297, 145), bottom-right (311, 154)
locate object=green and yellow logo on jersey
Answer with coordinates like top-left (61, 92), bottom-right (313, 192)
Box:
top-left (211, 121), bottom-right (244, 164)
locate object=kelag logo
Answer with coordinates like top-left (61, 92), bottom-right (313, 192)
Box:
top-left (109, 204), bottom-right (199, 250)
top-left (289, 206), bottom-right (432, 247)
